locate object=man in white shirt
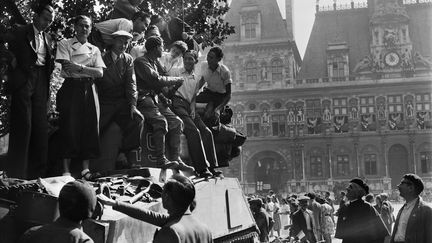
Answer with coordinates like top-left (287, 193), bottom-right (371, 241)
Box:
top-left (391, 173), bottom-right (432, 243)
top-left (195, 46), bottom-right (232, 126)
top-left (170, 50), bottom-right (220, 177)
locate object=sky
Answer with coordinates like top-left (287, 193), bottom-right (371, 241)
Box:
top-left (276, 0), bottom-right (316, 58)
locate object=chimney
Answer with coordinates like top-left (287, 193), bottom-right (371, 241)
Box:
top-left (285, 0), bottom-right (294, 40)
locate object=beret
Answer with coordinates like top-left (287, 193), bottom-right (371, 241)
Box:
top-left (350, 178), bottom-right (369, 194)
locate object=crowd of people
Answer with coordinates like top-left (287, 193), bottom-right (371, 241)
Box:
top-left (1, 0), bottom-right (233, 180)
top-left (248, 173), bottom-right (432, 243)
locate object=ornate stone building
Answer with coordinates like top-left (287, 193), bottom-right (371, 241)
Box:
top-left (222, 0), bottom-right (432, 196)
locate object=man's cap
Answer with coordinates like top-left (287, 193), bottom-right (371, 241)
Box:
top-left (298, 195), bottom-right (310, 201)
top-left (350, 178), bottom-right (369, 194)
top-left (145, 36), bottom-right (163, 51)
top-left (112, 30), bottom-right (133, 39)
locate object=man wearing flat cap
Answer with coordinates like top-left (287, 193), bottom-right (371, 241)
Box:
top-left (391, 173), bottom-right (432, 243)
top-left (290, 195), bottom-right (317, 243)
top-left (96, 30), bottom-right (144, 167)
top-left (335, 178), bottom-right (389, 243)
top-left (19, 180), bottom-right (96, 243)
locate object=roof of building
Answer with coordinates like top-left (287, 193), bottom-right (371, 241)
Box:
top-left (224, 0), bottom-right (291, 43)
top-left (298, 2), bottom-right (432, 79)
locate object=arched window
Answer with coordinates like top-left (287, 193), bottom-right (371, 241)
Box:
top-left (270, 58), bottom-right (283, 81)
top-left (245, 61), bottom-right (258, 82)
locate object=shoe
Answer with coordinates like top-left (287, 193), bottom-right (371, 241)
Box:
top-left (209, 168), bottom-right (223, 177)
top-left (158, 157), bottom-right (179, 169)
top-left (81, 170), bottom-right (102, 181)
top-left (197, 169), bottom-right (212, 178)
top-left (175, 159), bottom-right (195, 172)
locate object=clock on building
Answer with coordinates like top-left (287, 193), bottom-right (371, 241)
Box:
top-left (384, 52), bottom-right (400, 67)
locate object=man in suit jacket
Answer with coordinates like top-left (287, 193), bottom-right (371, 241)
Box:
top-left (290, 195), bottom-right (317, 243)
top-left (391, 173), bottom-right (432, 243)
top-left (335, 178), bottom-right (389, 243)
top-left (2, 2), bottom-right (55, 179)
top-left (96, 30), bottom-right (143, 166)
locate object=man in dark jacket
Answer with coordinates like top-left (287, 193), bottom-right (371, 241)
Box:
top-left (2, 2), bottom-right (55, 179)
top-left (290, 195), bottom-right (317, 243)
top-left (134, 36), bottom-right (187, 169)
top-left (335, 178), bottom-right (389, 243)
top-left (96, 30), bottom-right (144, 165)
top-left (391, 173), bottom-right (432, 243)
top-left (250, 198), bottom-right (273, 243)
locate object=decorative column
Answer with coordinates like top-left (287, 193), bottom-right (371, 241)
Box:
top-left (327, 143), bottom-right (333, 179)
top-left (409, 134), bottom-right (417, 174)
top-left (301, 143), bottom-right (306, 181)
top-left (381, 135), bottom-right (389, 178)
top-left (353, 137), bottom-right (360, 177)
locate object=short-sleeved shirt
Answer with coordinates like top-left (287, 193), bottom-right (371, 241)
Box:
top-left (199, 62), bottom-right (232, 94)
top-left (94, 18), bottom-right (133, 44)
top-left (56, 37), bottom-right (106, 78)
top-left (170, 67), bottom-right (199, 103)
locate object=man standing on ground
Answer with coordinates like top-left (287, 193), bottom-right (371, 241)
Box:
top-left (250, 198), bottom-right (273, 243)
top-left (391, 173), bottom-right (432, 243)
top-left (335, 178), bottom-right (389, 243)
top-left (3, 2), bottom-right (55, 179)
top-left (290, 195), bottom-right (317, 243)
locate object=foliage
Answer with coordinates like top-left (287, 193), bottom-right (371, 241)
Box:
top-left (0, 0), bottom-right (235, 137)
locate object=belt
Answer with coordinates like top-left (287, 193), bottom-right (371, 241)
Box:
top-left (324, 214), bottom-right (331, 216)
top-left (65, 77), bottom-right (94, 83)
top-left (30, 65), bottom-right (45, 70)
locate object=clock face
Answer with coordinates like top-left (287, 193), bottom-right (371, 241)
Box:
top-left (385, 52), bottom-right (400, 67)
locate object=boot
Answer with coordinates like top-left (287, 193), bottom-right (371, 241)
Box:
top-left (166, 130), bottom-right (193, 171)
top-left (153, 130), bottom-right (178, 169)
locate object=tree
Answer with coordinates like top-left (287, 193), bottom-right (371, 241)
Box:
top-left (0, 0), bottom-right (235, 137)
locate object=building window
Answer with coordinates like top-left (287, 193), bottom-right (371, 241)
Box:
top-left (246, 116), bottom-right (260, 137)
top-left (331, 56), bottom-right (345, 78)
top-left (364, 154), bottom-right (377, 175)
top-left (271, 114), bottom-right (286, 136)
top-left (360, 96), bottom-right (375, 114)
top-left (310, 156), bottom-right (323, 177)
top-left (333, 98), bottom-right (348, 116)
top-left (336, 155), bottom-right (349, 176)
top-left (420, 152), bottom-right (432, 173)
top-left (270, 59), bottom-right (283, 81)
top-left (416, 93), bottom-right (431, 112)
top-left (242, 16), bottom-right (258, 39)
top-left (245, 61), bottom-right (258, 82)
top-left (388, 95), bottom-right (403, 114)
